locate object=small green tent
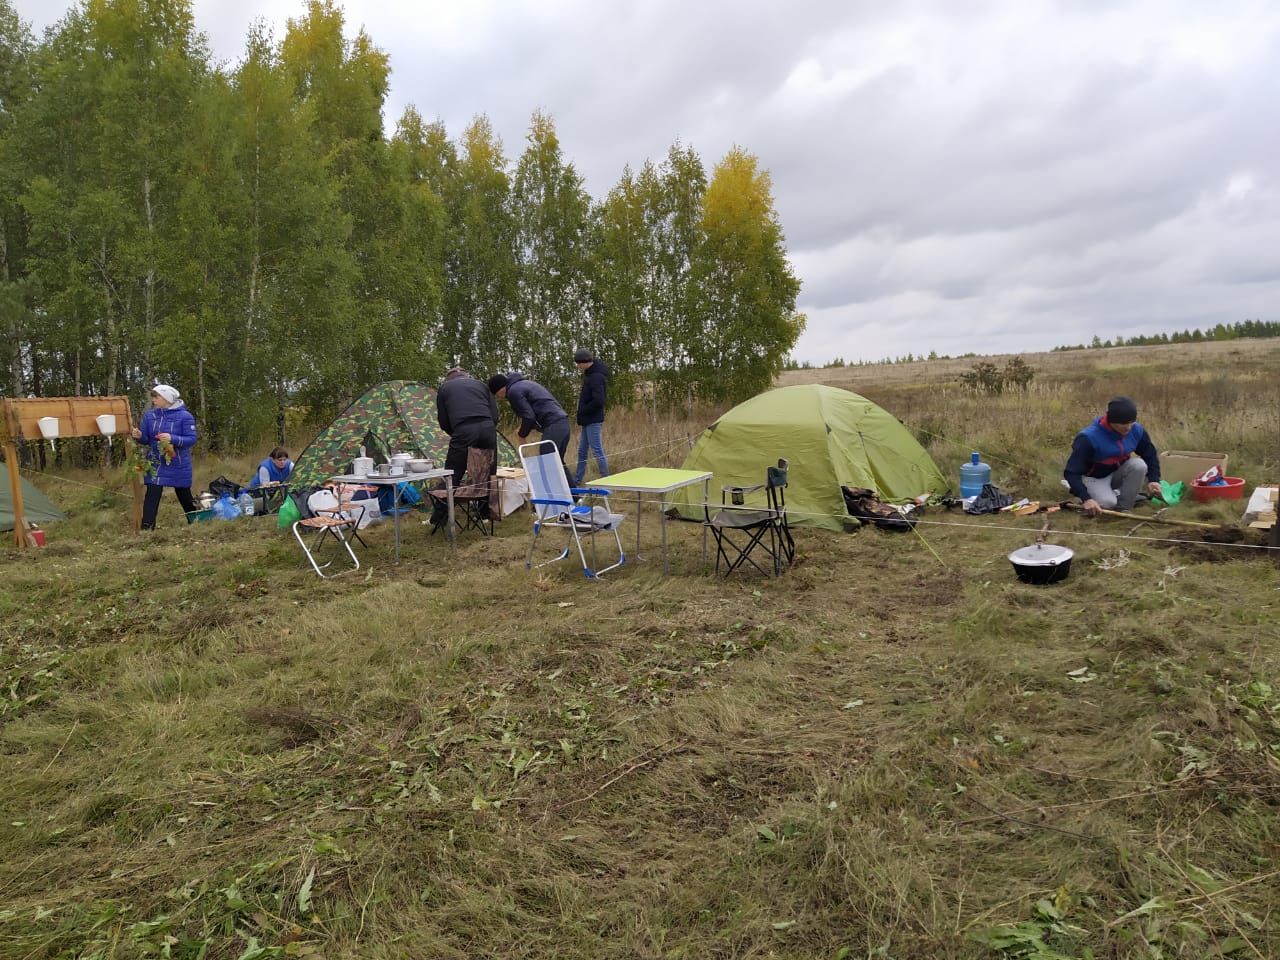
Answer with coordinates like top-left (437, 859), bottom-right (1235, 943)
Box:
top-left (1, 474), bottom-right (66, 532)
top-left (670, 384), bottom-right (949, 531)
top-left (291, 380), bottom-right (518, 489)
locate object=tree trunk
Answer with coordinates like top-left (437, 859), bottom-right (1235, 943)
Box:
top-left (238, 136), bottom-right (262, 446)
top-left (197, 349), bottom-right (207, 440)
top-left (103, 238), bottom-right (118, 396)
top-left (1, 223), bottom-right (22, 397)
top-left (276, 378), bottom-right (286, 446)
top-left (143, 175), bottom-right (155, 381)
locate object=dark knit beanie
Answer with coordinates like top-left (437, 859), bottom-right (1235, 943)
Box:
top-left (487, 374), bottom-right (508, 394)
top-left (1106, 396), bottom-right (1138, 424)
top-left (573, 348), bottom-right (593, 364)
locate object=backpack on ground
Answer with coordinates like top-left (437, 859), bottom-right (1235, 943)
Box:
top-left (842, 486), bottom-right (918, 532)
top-left (208, 475), bottom-right (242, 499)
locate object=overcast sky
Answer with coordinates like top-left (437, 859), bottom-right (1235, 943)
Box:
top-left (13, 0), bottom-right (1280, 363)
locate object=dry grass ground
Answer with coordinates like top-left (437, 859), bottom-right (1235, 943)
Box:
top-left (2, 341), bottom-right (1278, 959)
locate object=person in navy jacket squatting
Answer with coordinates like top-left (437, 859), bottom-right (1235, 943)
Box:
top-left (130, 383), bottom-right (199, 529)
top-left (1064, 396), bottom-right (1162, 517)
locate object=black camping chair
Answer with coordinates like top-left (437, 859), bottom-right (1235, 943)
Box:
top-left (704, 458), bottom-right (795, 577)
top-left (429, 446), bottom-right (497, 537)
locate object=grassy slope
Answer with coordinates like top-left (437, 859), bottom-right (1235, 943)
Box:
top-left (2, 342), bottom-right (1278, 960)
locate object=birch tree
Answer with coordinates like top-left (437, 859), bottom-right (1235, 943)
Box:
top-left (511, 110), bottom-right (592, 390)
top-left (689, 147), bottom-right (802, 404)
top-left (0, 0), bottom-right (33, 396)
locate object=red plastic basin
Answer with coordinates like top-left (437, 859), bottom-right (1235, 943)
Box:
top-left (1190, 476), bottom-right (1245, 502)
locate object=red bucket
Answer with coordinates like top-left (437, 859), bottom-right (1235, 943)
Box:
top-left (1190, 476), bottom-right (1245, 502)
top-left (28, 528), bottom-right (46, 547)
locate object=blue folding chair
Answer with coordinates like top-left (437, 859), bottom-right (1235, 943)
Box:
top-left (519, 440), bottom-right (626, 579)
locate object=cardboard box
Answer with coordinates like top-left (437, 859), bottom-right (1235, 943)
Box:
top-left (1161, 450), bottom-right (1229, 486)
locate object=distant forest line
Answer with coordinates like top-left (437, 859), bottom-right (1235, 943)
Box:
top-left (0, 0), bottom-right (802, 449)
top-left (784, 319), bottom-right (1279, 370)
top-left (1051, 319), bottom-right (1279, 351)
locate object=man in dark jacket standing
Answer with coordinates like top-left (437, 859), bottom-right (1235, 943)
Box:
top-left (1064, 396), bottom-right (1163, 516)
top-left (572, 348), bottom-right (610, 485)
top-left (488, 371), bottom-right (572, 486)
top-left (435, 367), bottom-right (498, 524)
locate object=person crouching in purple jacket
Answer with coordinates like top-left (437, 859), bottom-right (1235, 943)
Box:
top-left (131, 383), bottom-right (199, 529)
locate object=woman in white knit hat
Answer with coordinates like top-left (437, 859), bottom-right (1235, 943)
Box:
top-left (130, 384), bottom-right (199, 529)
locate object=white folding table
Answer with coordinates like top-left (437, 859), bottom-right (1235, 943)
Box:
top-left (328, 468), bottom-right (454, 563)
top-left (593, 467), bottom-right (712, 574)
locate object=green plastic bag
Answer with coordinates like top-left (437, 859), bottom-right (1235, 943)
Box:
top-left (276, 494), bottom-right (301, 530)
top-left (1154, 479), bottom-right (1185, 507)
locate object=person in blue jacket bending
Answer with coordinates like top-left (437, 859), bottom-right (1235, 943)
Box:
top-left (130, 383), bottom-right (199, 529)
top-left (488, 371), bottom-right (573, 489)
top-left (1064, 396), bottom-right (1162, 516)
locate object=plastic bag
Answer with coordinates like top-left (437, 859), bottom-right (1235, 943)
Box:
top-left (1154, 480), bottom-right (1185, 506)
top-left (377, 480), bottom-right (422, 515)
top-left (965, 483), bottom-right (1014, 515)
top-left (208, 475), bottom-right (241, 499)
top-left (277, 495), bottom-right (301, 529)
top-left (1194, 464), bottom-right (1224, 486)
top-left (211, 493), bottom-right (242, 520)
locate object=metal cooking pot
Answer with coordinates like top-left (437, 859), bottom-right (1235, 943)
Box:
top-left (407, 458), bottom-right (433, 472)
top-left (1008, 542), bottom-right (1074, 585)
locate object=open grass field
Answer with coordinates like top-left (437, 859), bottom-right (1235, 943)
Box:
top-left (2, 340), bottom-right (1278, 959)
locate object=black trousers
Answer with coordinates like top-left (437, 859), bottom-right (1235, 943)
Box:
top-left (142, 483), bottom-right (198, 529)
top-left (434, 420), bottom-right (497, 524)
top-left (538, 418), bottom-right (574, 491)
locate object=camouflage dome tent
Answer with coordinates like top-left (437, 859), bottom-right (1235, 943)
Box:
top-left (291, 380), bottom-right (518, 489)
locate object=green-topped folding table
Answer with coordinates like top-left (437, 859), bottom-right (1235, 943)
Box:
top-left (593, 467), bottom-right (712, 574)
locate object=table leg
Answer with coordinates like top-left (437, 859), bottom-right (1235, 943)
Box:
top-left (660, 494), bottom-right (669, 575)
top-left (446, 474), bottom-right (456, 549)
top-left (701, 478), bottom-right (710, 565)
top-left (635, 491), bottom-right (643, 560)
top-left (393, 483), bottom-right (402, 564)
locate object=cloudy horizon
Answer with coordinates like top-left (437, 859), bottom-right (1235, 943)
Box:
top-left (11, 0), bottom-right (1279, 363)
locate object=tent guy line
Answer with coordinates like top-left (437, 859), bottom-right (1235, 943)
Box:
top-left (539, 492), bottom-right (1268, 554)
top-left (12, 463), bottom-right (1265, 553)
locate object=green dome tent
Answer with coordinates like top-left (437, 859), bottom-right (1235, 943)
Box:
top-left (1, 474), bottom-right (65, 532)
top-left (291, 380), bottom-right (518, 490)
top-left (669, 384), bottom-right (948, 531)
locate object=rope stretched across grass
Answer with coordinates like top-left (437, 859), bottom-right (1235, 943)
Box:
top-left (560, 493), bottom-right (1274, 554)
top-left (19, 443), bottom-right (1269, 554)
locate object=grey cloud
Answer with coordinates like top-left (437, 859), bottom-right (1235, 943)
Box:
top-left (12, 0), bottom-right (1280, 362)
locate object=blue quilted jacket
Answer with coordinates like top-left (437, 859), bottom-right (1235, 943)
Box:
top-left (135, 402), bottom-right (198, 487)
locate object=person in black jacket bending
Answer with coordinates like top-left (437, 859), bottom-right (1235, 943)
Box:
top-left (572, 348), bottom-right (610, 484)
top-left (435, 367), bottom-right (498, 525)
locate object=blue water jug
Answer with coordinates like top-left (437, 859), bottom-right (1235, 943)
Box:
top-left (959, 451), bottom-right (991, 499)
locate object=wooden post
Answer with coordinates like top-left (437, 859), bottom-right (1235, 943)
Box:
top-left (124, 406), bottom-right (142, 532)
top-left (4, 437), bottom-right (24, 549)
